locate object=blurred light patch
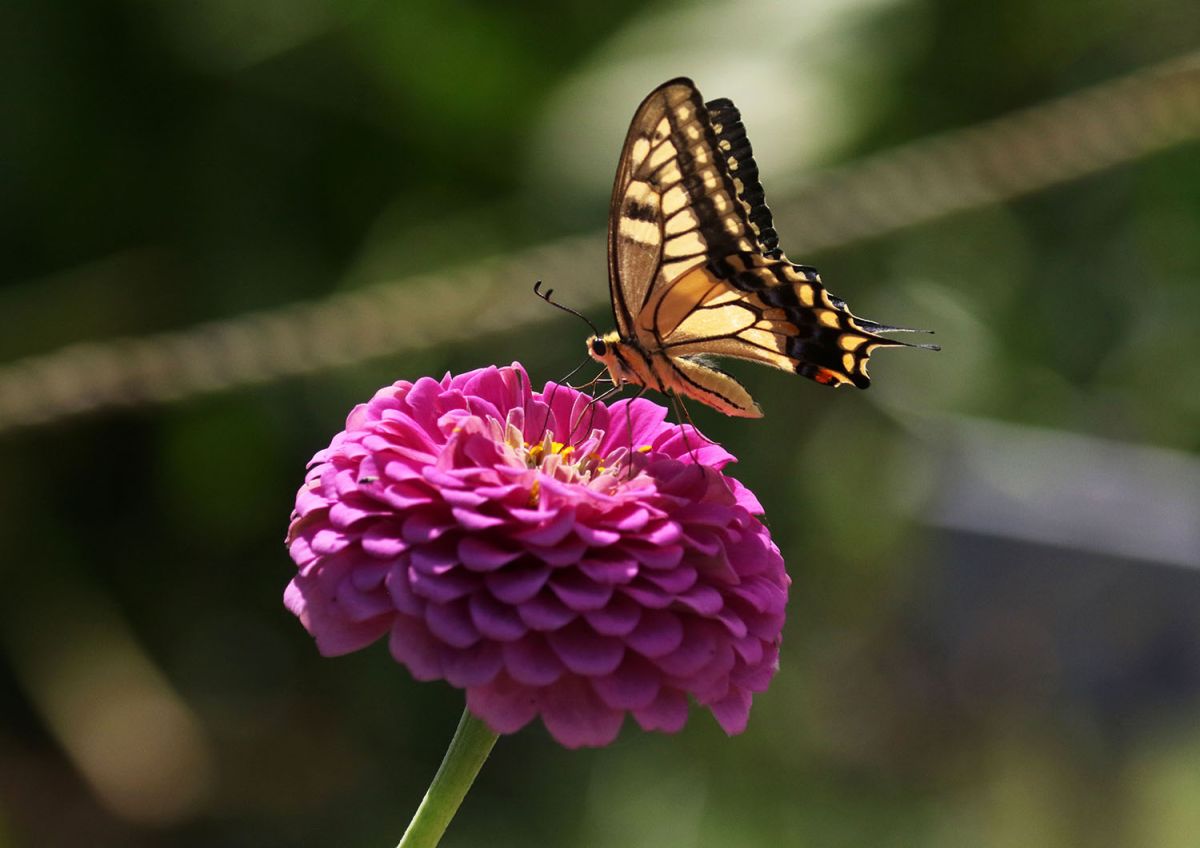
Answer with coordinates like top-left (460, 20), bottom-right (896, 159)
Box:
top-left (529, 0), bottom-right (922, 202)
top-left (151, 0), bottom-right (349, 72)
top-left (5, 588), bottom-right (215, 825)
top-left (582, 746), bottom-right (707, 848)
top-left (924, 416), bottom-right (1200, 568)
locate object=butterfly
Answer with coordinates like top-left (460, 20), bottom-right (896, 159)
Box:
top-left (579, 77), bottom-right (937, 418)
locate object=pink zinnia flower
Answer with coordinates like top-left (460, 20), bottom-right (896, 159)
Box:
top-left (285, 363), bottom-right (789, 748)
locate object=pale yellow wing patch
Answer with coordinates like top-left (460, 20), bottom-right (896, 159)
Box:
top-left (665, 355), bottom-right (763, 418)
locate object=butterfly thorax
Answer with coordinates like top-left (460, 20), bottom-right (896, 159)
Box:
top-left (587, 331), bottom-right (666, 393)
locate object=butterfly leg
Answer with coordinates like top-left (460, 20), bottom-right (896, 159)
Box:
top-left (565, 384), bottom-right (623, 446)
top-left (534, 365), bottom-right (617, 446)
top-left (669, 391), bottom-right (719, 471)
top-left (623, 386), bottom-right (652, 479)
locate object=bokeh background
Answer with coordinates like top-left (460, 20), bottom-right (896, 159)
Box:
top-left (2, 1), bottom-right (1199, 846)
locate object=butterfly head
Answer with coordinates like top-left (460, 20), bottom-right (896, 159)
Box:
top-left (586, 331), bottom-right (622, 365)
top-left (587, 331), bottom-right (637, 390)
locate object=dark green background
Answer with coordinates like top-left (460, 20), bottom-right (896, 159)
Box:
top-left (2, 1), bottom-right (1199, 846)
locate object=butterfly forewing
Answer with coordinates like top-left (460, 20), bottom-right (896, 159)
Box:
top-left (608, 79), bottom-right (771, 338)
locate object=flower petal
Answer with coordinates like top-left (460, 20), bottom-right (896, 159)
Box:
top-left (632, 687), bottom-right (689, 733)
top-left (361, 523), bottom-right (408, 558)
top-left (388, 615), bottom-right (444, 681)
top-left (458, 537), bottom-right (522, 571)
top-left (466, 673), bottom-right (539, 734)
top-left (708, 688), bottom-right (752, 735)
top-left (583, 594), bottom-right (643, 637)
top-left (443, 640), bottom-right (503, 687)
top-left (541, 675), bottom-right (625, 749)
top-left (591, 655), bottom-right (660, 710)
top-left (485, 563), bottom-right (549, 604)
top-left (517, 592), bottom-right (576, 631)
top-left (548, 571), bottom-right (613, 612)
top-left (468, 591), bottom-right (527, 641)
top-left (625, 609), bottom-right (683, 658)
top-left (425, 600), bottom-right (480, 648)
top-left (502, 635), bottom-right (565, 686)
top-left (547, 620), bottom-right (625, 676)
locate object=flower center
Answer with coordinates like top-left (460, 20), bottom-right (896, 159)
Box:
top-left (495, 407), bottom-right (654, 504)
top-left (524, 436), bottom-right (608, 478)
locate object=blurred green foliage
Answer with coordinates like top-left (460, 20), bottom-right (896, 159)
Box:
top-left (2, 1), bottom-right (1199, 847)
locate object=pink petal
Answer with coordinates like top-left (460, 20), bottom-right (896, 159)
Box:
top-left (632, 687), bottom-right (689, 733)
top-left (590, 655), bottom-right (660, 710)
top-left (485, 563), bottom-right (550, 604)
top-left (311, 528), bottom-right (350, 555)
top-left (620, 582), bottom-right (673, 610)
top-left (708, 688), bottom-right (752, 735)
top-left (526, 538), bottom-right (588, 566)
top-left (640, 566), bottom-right (697, 595)
top-left (541, 675), bottom-right (625, 749)
top-left (452, 507), bottom-right (508, 530)
top-left (467, 674), bottom-right (539, 735)
top-left (385, 563), bottom-right (424, 615)
top-left (361, 523), bottom-right (408, 558)
top-left (514, 510), bottom-right (576, 546)
top-left (284, 579), bottom-right (390, 656)
top-left (547, 620), bottom-right (625, 676)
top-left (583, 595), bottom-right (642, 636)
top-left (409, 565), bottom-right (477, 603)
top-left (443, 640), bottom-right (503, 687)
top-left (626, 543), bottom-right (682, 569)
top-left (402, 511), bottom-right (454, 543)
top-left (578, 555), bottom-right (639, 585)
top-left (548, 571), bottom-right (613, 612)
top-left (425, 600), bottom-right (480, 648)
top-left (389, 615), bottom-right (444, 681)
top-left (517, 592), bottom-right (576, 631)
top-left (642, 521), bottom-right (682, 546)
top-left (676, 584), bottom-right (724, 616)
top-left (468, 592), bottom-right (527, 641)
top-left (624, 609), bottom-right (683, 658)
top-left (574, 524), bottom-right (621, 546)
top-left (655, 622), bottom-right (718, 677)
top-left (458, 537), bottom-right (523, 570)
top-left (502, 635), bottom-right (564, 686)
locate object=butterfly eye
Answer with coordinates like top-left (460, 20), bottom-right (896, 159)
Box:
top-left (590, 338), bottom-right (608, 356)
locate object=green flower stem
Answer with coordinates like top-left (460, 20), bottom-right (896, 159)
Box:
top-left (397, 707), bottom-right (499, 848)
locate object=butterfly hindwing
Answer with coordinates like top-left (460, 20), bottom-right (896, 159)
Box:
top-left (648, 253), bottom-right (912, 389)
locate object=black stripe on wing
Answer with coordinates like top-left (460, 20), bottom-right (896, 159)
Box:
top-left (704, 97), bottom-right (781, 260)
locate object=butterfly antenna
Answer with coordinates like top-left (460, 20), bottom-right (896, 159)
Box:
top-left (534, 280), bottom-right (602, 338)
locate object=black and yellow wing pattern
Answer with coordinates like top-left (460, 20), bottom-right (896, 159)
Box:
top-left (596, 77), bottom-right (935, 417)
